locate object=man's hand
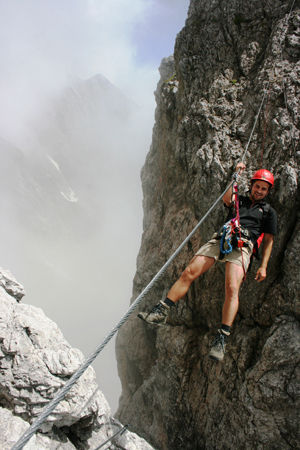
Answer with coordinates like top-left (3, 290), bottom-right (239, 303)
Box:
top-left (255, 267), bottom-right (267, 282)
top-left (255, 234), bottom-right (274, 282)
top-left (236, 162), bottom-right (246, 173)
top-left (223, 162), bottom-right (247, 206)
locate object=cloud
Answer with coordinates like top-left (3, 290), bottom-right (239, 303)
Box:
top-left (0, 0), bottom-right (190, 412)
top-left (0, 0), bottom-right (153, 142)
top-left (87, 0), bottom-right (152, 28)
top-left (0, 0), bottom-right (190, 144)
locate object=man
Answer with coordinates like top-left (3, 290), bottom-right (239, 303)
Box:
top-left (138, 163), bottom-right (277, 361)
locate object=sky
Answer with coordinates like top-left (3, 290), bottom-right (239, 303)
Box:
top-left (0, 0), bottom-right (190, 144)
top-left (0, 0), bottom-right (190, 413)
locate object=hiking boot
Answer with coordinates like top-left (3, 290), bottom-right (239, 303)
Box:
top-left (138, 301), bottom-right (170, 325)
top-left (209, 329), bottom-right (229, 362)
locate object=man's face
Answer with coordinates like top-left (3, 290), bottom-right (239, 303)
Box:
top-left (250, 180), bottom-right (270, 202)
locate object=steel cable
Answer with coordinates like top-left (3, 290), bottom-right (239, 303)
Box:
top-left (12, 4), bottom-right (297, 447)
top-left (12, 176), bottom-right (236, 450)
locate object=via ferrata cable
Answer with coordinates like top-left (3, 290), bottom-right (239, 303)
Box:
top-left (11, 3), bottom-right (297, 448)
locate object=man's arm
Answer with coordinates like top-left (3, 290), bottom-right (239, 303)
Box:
top-left (223, 162), bottom-right (246, 206)
top-left (255, 233), bottom-right (274, 282)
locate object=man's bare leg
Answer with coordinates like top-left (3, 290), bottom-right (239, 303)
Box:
top-left (209, 261), bottom-right (244, 362)
top-left (222, 261), bottom-right (245, 326)
top-left (167, 255), bottom-right (215, 302)
top-left (138, 255), bottom-right (215, 324)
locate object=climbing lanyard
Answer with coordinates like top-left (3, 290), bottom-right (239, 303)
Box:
top-left (233, 183), bottom-right (247, 279)
top-left (219, 183), bottom-right (247, 279)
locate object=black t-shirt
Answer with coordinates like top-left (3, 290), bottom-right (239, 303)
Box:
top-left (226, 195), bottom-right (277, 244)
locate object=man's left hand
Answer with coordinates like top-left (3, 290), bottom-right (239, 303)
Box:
top-left (255, 267), bottom-right (267, 282)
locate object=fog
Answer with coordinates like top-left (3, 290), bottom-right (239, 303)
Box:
top-left (0, 0), bottom-right (190, 412)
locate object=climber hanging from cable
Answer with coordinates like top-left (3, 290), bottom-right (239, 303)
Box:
top-left (138, 162), bottom-right (277, 362)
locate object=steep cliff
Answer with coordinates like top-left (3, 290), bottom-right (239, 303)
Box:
top-left (0, 269), bottom-right (153, 449)
top-left (116, 1), bottom-right (300, 449)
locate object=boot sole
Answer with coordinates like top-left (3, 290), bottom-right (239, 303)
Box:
top-left (137, 314), bottom-right (166, 326)
top-left (209, 353), bottom-right (224, 362)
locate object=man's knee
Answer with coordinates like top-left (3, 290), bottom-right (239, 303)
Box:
top-left (225, 263), bottom-right (244, 298)
top-left (181, 264), bottom-right (199, 283)
top-left (226, 280), bottom-right (240, 298)
top-left (180, 256), bottom-right (214, 284)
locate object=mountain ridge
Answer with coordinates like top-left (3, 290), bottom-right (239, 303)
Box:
top-left (116, 1), bottom-right (300, 448)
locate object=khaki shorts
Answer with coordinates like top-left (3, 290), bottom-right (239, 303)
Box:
top-left (195, 233), bottom-right (254, 271)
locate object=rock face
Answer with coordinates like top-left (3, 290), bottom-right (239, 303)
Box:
top-left (116, 1), bottom-right (300, 449)
top-left (0, 269), bottom-right (153, 449)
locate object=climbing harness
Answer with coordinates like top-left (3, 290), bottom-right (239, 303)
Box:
top-left (218, 183), bottom-right (248, 278)
top-left (219, 222), bottom-right (233, 255)
top-left (11, 3), bottom-right (296, 449)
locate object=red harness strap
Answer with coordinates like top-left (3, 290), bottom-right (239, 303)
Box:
top-left (256, 232), bottom-right (265, 250)
top-left (233, 183), bottom-right (247, 280)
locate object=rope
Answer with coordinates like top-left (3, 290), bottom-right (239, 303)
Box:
top-left (280, 0), bottom-right (297, 152)
top-left (233, 183), bottom-right (247, 280)
top-left (259, 86), bottom-right (271, 168)
top-left (11, 178), bottom-right (236, 450)
top-left (94, 424), bottom-right (128, 450)
top-left (240, 87), bottom-right (269, 164)
top-left (11, 114), bottom-right (261, 449)
top-left (12, 4), bottom-right (296, 448)
top-left (259, 0), bottom-right (296, 167)
top-left (10, 79), bottom-right (270, 450)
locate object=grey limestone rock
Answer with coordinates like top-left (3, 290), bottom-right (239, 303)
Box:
top-left (0, 268), bottom-right (25, 302)
top-left (116, 0), bottom-right (300, 449)
top-left (0, 269), bottom-right (153, 449)
top-left (0, 407), bottom-right (75, 450)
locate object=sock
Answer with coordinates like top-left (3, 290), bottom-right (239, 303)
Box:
top-left (164, 297), bottom-right (176, 307)
top-left (221, 324), bottom-right (231, 336)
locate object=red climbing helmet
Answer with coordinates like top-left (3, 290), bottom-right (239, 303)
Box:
top-left (251, 169), bottom-right (274, 188)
